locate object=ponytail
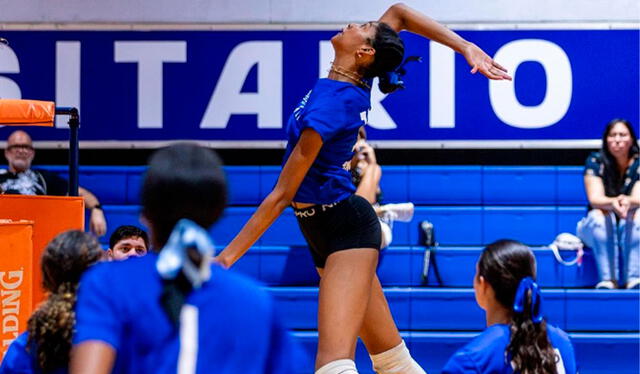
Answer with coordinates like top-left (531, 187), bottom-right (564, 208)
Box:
top-left (507, 277), bottom-right (558, 374)
top-left (377, 56), bottom-right (422, 94)
top-left (27, 282), bottom-right (78, 372)
top-left (478, 240), bottom-right (559, 374)
top-left (157, 219), bottom-right (215, 325)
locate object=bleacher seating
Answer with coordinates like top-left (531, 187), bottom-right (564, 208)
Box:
top-left (39, 165), bottom-right (640, 374)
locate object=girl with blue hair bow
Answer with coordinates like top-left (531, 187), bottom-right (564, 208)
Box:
top-left (442, 240), bottom-right (577, 374)
top-left (69, 144), bottom-right (298, 374)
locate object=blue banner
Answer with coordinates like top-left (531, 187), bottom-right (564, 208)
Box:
top-left (0, 29), bottom-right (637, 146)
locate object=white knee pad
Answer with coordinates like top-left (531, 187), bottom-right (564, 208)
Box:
top-left (370, 340), bottom-right (426, 374)
top-left (315, 359), bottom-right (358, 374)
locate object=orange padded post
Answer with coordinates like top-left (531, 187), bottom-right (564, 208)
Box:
top-left (0, 220), bottom-right (34, 357)
top-left (0, 195), bottom-right (84, 307)
top-left (0, 99), bottom-right (55, 127)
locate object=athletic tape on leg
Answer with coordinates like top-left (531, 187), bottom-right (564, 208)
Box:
top-left (370, 340), bottom-right (426, 374)
top-left (315, 359), bottom-right (358, 374)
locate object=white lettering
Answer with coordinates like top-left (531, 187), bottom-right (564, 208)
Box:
top-left (1, 270), bottom-right (23, 347)
top-left (319, 40), bottom-right (333, 79)
top-left (0, 44), bottom-right (21, 99)
top-left (115, 41), bottom-right (187, 128)
top-left (1, 290), bottom-right (20, 315)
top-left (178, 305), bottom-right (198, 374)
top-left (1, 315), bottom-right (18, 334)
top-left (200, 41), bottom-right (282, 129)
top-left (55, 41), bottom-right (81, 128)
top-left (489, 39), bottom-right (572, 129)
top-left (294, 209), bottom-right (316, 218)
top-left (0, 271), bottom-right (23, 290)
top-left (429, 41), bottom-right (455, 128)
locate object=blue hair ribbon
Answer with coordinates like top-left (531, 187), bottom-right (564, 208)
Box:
top-left (156, 219), bottom-right (215, 289)
top-left (381, 55), bottom-right (422, 92)
top-left (513, 276), bottom-right (543, 324)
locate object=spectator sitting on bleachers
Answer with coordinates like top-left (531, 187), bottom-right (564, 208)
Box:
top-left (0, 130), bottom-right (107, 237)
top-left (442, 239), bottom-right (577, 374)
top-left (0, 230), bottom-right (103, 374)
top-left (70, 144), bottom-right (298, 374)
top-left (577, 119), bottom-right (639, 289)
top-left (350, 126), bottom-right (414, 248)
top-left (106, 225), bottom-right (149, 261)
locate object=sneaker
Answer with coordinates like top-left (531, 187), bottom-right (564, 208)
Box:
top-left (626, 278), bottom-right (640, 289)
top-left (595, 280), bottom-right (616, 290)
top-left (380, 203), bottom-right (414, 223)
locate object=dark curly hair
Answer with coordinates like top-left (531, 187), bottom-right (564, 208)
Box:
top-left (478, 239), bottom-right (558, 374)
top-left (26, 230), bottom-right (103, 372)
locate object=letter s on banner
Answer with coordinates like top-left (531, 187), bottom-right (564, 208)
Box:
top-left (489, 39), bottom-right (572, 129)
top-left (0, 45), bottom-right (21, 99)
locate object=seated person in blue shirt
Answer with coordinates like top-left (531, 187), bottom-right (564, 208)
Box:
top-left (0, 230), bottom-right (103, 374)
top-left (70, 144), bottom-right (297, 374)
top-left (106, 225), bottom-right (149, 261)
top-left (442, 239), bottom-right (577, 374)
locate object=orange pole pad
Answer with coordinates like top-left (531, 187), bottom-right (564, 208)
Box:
top-left (0, 195), bottom-right (84, 306)
top-left (0, 99), bottom-right (55, 127)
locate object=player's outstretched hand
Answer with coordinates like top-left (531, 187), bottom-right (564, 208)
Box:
top-left (463, 42), bottom-right (512, 81)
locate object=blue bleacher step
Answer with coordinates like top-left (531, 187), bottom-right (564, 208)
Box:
top-left (268, 287), bottom-right (639, 332)
top-left (231, 246), bottom-right (598, 288)
top-left (96, 204), bottom-right (585, 246)
top-left (292, 331), bottom-right (640, 374)
top-left (40, 165), bottom-right (587, 206)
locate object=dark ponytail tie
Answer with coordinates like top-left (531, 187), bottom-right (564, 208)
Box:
top-left (513, 276), bottom-right (543, 324)
top-left (378, 56), bottom-right (422, 93)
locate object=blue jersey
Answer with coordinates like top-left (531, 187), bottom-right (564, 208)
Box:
top-left (0, 332), bottom-right (67, 374)
top-left (442, 324), bottom-right (577, 374)
top-left (73, 253), bottom-right (297, 374)
top-left (283, 78), bottom-right (370, 204)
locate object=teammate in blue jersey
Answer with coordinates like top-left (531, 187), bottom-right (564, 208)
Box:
top-left (69, 144), bottom-right (297, 374)
top-left (442, 240), bottom-right (577, 374)
top-left (216, 4), bottom-right (511, 374)
top-left (0, 231), bottom-right (103, 374)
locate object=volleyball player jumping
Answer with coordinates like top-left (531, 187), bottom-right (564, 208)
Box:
top-left (216, 3), bottom-right (511, 373)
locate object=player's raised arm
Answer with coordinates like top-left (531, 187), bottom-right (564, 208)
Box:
top-left (379, 3), bottom-right (512, 81)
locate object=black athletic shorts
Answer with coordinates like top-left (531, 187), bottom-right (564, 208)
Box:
top-left (294, 194), bottom-right (382, 268)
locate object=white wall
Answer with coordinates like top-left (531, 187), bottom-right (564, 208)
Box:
top-left (0, 0), bottom-right (638, 24)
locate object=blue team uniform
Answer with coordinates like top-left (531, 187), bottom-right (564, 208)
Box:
top-left (73, 253), bottom-right (297, 374)
top-left (283, 78), bottom-right (370, 204)
top-left (442, 324), bottom-right (577, 374)
top-left (0, 332), bottom-right (67, 374)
